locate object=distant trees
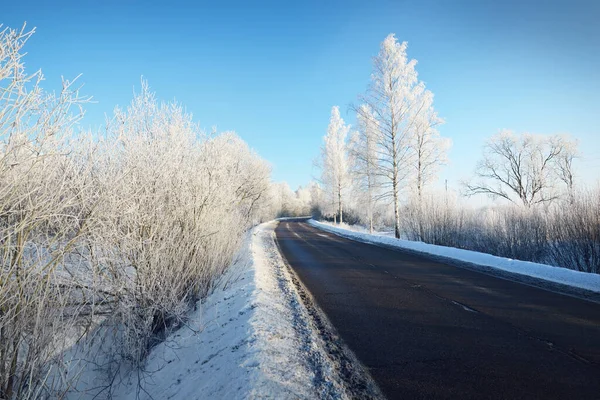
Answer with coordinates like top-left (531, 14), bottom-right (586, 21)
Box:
top-left (318, 106), bottom-right (351, 223)
top-left (270, 182), bottom-right (312, 217)
top-left (295, 185), bottom-right (313, 215)
top-left (308, 181), bottom-right (326, 218)
top-left (465, 131), bottom-right (579, 207)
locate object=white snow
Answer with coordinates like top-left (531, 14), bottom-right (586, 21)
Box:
top-left (102, 220), bottom-right (352, 399)
top-left (309, 219), bottom-right (600, 293)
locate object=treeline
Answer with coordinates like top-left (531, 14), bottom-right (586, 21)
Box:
top-left (310, 34), bottom-right (598, 275)
top-left (0, 25), bottom-right (276, 398)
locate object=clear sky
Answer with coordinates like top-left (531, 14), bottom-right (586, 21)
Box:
top-left (4, 0), bottom-right (599, 192)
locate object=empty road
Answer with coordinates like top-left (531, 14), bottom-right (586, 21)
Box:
top-left (275, 220), bottom-right (600, 400)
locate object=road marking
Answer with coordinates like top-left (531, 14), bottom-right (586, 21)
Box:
top-left (475, 286), bottom-right (495, 295)
top-left (451, 300), bottom-right (478, 313)
top-left (317, 233), bottom-right (329, 238)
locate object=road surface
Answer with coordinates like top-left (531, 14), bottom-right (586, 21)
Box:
top-left (275, 219), bottom-right (600, 400)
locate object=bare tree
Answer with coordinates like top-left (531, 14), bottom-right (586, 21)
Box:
top-left (551, 135), bottom-right (578, 204)
top-left (318, 106), bottom-right (350, 223)
top-left (465, 130), bottom-right (578, 207)
top-left (358, 34), bottom-right (433, 238)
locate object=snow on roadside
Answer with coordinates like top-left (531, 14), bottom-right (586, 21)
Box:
top-left (110, 221), bottom-right (355, 399)
top-left (309, 219), bottom-right (600, 293)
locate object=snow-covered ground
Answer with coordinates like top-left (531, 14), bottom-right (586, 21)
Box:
top-left (309, 219), bottom-right (600, 293)
top-left (104, 220), bottom-right (375, 399)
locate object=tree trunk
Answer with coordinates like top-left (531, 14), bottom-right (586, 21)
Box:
top-left (338, 184), bottom-right (343, 224)
top-left (391, 116), bottom-right (400, 239)
top-left (417, 168), bottom-right (424, 241)
top-left (368, 196), bottom-right (374, 234)
top-left (392, 165), bottom-right (401, 239)
top-left (367, 174), bottom-right (374, 234)
top-left (393, 193), bottom-right (401, 239)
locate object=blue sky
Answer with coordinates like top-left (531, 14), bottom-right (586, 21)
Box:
top-left (4, 0), bottom-right (599, 192)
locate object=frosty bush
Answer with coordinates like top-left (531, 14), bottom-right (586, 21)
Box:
top-left (403, 188), bottom-right (600, 274)
top-left (0, 24), bottom-right (273, 398)
top-left (0, 24), bottom-right (95, 399)
top-left (547, 189), bottom-right (600, 273)
top-left (86, 83), bottom-right (272, 366)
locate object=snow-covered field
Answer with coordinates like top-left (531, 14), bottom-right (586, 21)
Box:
top-left (106, 220), bottom-right (372, 399)
top-left (309, 219), bottom-right (600, 293)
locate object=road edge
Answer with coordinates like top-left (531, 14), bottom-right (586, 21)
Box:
top-left (273, 220), bottom-right (386, 400)
top-left (308, 219), bottom-right (600, 304)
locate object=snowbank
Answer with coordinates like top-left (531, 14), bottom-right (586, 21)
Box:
top-left (107, 221), bottom-right (355, 399)
top-left (309, 219), bottom-right (600, 293)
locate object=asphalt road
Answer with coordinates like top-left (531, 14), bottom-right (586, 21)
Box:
top-left (274, 220), bottom-right (600, 400)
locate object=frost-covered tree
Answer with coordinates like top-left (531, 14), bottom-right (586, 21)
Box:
top-left (408, 87), bottom-right (449, 240)
top-left (350, 105), bottom-right (380, 232)
top-left (318, 106), bottom-right (350, 223)
top-left (308, 181), bottom-right (326, 218)
top-left (551, 135), bottom-right (578, 203)
top-left (0, 22), bottom-right (276, 398)
top-left (358, 34), bottom-right (437, 238)
top-left (465, 131), bottom-right (578, 207)
top-left (410, 87), bottom-right (449, 201)
top-left (295, 185), bottom-right (313, 216)
top-left (271, 182), bottom-right (296, 217)
top-left (267, 182), bottom-right (313, 217)
top-left (94, 83), bottom-right (273, 364)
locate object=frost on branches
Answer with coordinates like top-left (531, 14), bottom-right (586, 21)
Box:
top-left (317, 106), bottom-right (351, 224)
top-left (0, 24), bottom-right (273, 399)
top-left (465, 130), bottom-right (578, 207)
top-left (355, 34), bottom-right (449, 237)
top-left (349, 105), bottom-right (380, 233)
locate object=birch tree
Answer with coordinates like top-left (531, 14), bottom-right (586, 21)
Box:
top-left (409, 87), bottom-right (449, 239)
top-left (358, 34), bottom-right (432, 238)
top-left (319, 106), bottom-right (350, 223)
top-left (350, 105), bottom-right (380, 232)
top-left (410, 87), bottom-right (449, 201)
